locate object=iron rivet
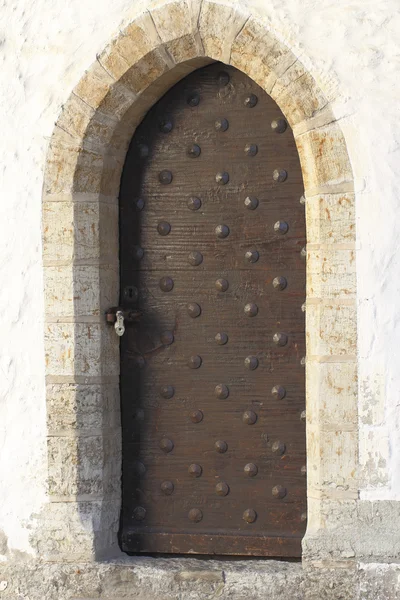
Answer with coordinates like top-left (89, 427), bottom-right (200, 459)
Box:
top-left (301, 247), bottom-right (307, 258)
top-left (187, 144), bottom-right (201, 158)
top-left (133, 506), bottom-right (146, 521)
top-left (187, 92), bottom-right (200, 106)
top-left (215, 172), bottom-right (229, 185)
top-left (274, 220), bottom-right (289, 235)
top-left (216, 482), bottom-right (230, 496)
top-left (133, 461), bottom-right (146, 475)
top-left (301, 465), bottom-right (307, 476)
top-left (245, 249), bottom-right (259, 263)
top-left (135, 198), bottom-right (145, 211)
top-left (215, 118), bottom-right (229, 132)
top-left (161, 331), bottom-right (174, 346)
top-left (271, 385), bottom-right (286, 400)
top-left (132, 246), bottom-right (144, 260)
top-left (188, 251), bottom-right (203, 266)
top-left (123, 286), bottom-right (138, 302)
top-left (215, 332), bottom-right (228, 345)
top-left (159, 277), bottom-right (174, 292)
top-left (244, 143), bottom-right (258, 157)
top-left (242, 410), bottom-right (257, 425)
top-left (188, 463), bottom-right (202, 477)
top-left (188, 355), bottom-right (202, 369)
top-left (273, 276), bottom-right (287, 291)
top-left (272, 485), bottom-right (287, 499)
top-left (301, 512), bottom-right (307, 522)
top-left (215, 224), bottom-right (230, 239)
top-left (157, 221), bottom-right (171, 236)
top-left (271, 118), bottom-right (287, 133)
top-left (273, 332), bottom-right (288, 346)
top-left (244, 303), bottom-right (258, 317)
top-left (215, 278), bottom-right (229, 292)
top-left (215, 440), bottom-right (228, 453)
top-left (301, 356), bottom-right (306, 367)
top-left (190, 409), bottom-right (203, 423)
top-left (243, 508), bottom-right (257, 523)
top-left (273, 169), bottom-right (288, 183)
top-left (215, 384), bottom-right (229, 399)
top-left (159, 438), bottom-right (174, 453)
top-left (160, 385), bottom-right (174, 399)
top-left (300, 195), bottom-right (306, 205)
top-left (138, 144), bottom-right (149, 158)
top-left (188, 196), bottom-right (202, 211)
top-left (187, 302), bottom-right (201, 318)
top-left (300, 410), bottom-right (306, 422)
top-left (244, 196), bottom-right (259, 210)
top-left (272, 440), bottom-right (286, 455)
top-left (244, 94), bottom-right (258, 108)
top-left (244, 356), bottom-right (258, 370)
top-left (160, 120), bottom-right (173, 133)
top-left (161, 481), bottom-right (174, 495)
top-left (218, 71), bottom-right (230, 86)
top-left (244, 463), bottom-right (258, 477)
top-left (188, 508), bottom-right (203, 522)
top-left (159, 170), bottom-right (173, 184)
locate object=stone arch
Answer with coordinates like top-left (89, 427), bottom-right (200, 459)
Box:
top-left (42, 0), bottom-right (356, 561)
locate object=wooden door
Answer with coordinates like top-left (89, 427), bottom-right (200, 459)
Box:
top-left (118, 62), bottom-right (306, 556)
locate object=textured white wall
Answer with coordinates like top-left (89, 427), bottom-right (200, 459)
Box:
top-left (0, 0), bottom-right (399, 556)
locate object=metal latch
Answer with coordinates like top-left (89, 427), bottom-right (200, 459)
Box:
top-left (106, 307), bottom-right (141, 337)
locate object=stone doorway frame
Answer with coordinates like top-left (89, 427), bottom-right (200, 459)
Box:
top-left (42, 0), bottom-right (356, 563)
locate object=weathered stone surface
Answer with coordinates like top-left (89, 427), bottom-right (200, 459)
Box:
top-left (306, 361), bottom-right (358, 426)
top-left (47, 433), bottom-right (121, 497)
top-left (46, 383), bottom-right (120, 434)
top-left (119, 48), bottom-right (172, 96)
top-left (43, 201), bottom-right (118, 263)
top-left (306, 303), bottom-right (357, 356)
top-left (230, 17), bottom-right (294, 93)
top-left (199, 1), bottom-right (249, 63)
top-left (44, 264), bottom-right (118, 318)
top-left (307, 248), bottom-right (356, 299)
top-left (306, 193), bottom-right (355, 244)
top-left (98, 12), bottom-right (160, 81)
top-left (44, 322), bottom-right (119, 378)
top-left (296, 123), bottom-right (353, 194)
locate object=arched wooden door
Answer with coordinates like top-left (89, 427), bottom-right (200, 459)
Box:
top-left (118, 62), bottom-right (306, 557)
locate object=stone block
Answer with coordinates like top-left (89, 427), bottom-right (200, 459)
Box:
top-left (306, 360), bottom-right (358, 426)
top-left (44, 264), bottom-right (118, 318)
top-left (230, 17), bottom-right (293, 94)
top-left (43, 201), bottom-right (118, 263)
top-left (46, 383), bottom-right (120, 433)
top-left (306, 303), bottom-right (357, 356)
top-left (44, 322), bottom-right (119, 378)
top-left (29, 500), bottom-right (120, 561)
top-left (199, 1), bottom-right (249, 63)
top-left (99, 12), bottom-right (160, 81)
top-left (47, 432), bottom-right (121, 497)
top-left (56, 93), bottom-right (95, 141)
top-left (296, 123), bottom-right (353, 195)
top-left (74, 60), bottom-right (136, 120)
top-left (119, 48), bottom-right (172, 96)
top-left (306, 193), bottom-right (356, 244)
top-left (307, 425), bottom-right (358, 491)
top-left (274, 65), bottom-right (329, 127)
top-left (307, 248), bottom-right (356, 299)
top-left (151, 0), bottom-right (204, 63)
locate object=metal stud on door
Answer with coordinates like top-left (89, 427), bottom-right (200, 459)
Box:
top-left (117, 62), bottom-right (306, 557)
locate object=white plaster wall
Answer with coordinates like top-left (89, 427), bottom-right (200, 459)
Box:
top-left (0, 0), bottom-right (399, 555)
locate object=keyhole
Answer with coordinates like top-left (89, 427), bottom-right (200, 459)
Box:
top-left (124, 286), bottom-right (138, 302)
